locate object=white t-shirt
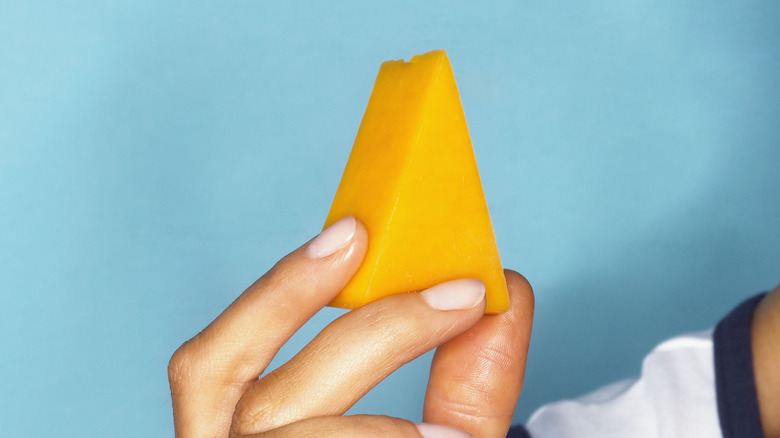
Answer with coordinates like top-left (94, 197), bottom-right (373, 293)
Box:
top-left (508, 293), bottom-right (766, 438)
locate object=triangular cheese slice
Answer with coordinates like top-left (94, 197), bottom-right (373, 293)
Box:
top-left (324, 49), bottom-right (509, 314)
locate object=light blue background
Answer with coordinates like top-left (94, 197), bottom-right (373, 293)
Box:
top-left (2, 1), bottom-right (778, 435)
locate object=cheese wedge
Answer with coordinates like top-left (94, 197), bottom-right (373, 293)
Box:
top-left (324, 49), bottom-right (509, 314)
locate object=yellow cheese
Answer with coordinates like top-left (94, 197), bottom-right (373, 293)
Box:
top-left (324, 50), bottom-right (509, 314)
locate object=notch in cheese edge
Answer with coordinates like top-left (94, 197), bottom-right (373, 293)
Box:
top-left (324, 49), bottom-right (509, 314)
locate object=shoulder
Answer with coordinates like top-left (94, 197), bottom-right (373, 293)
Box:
top-left (511, 291), bottom-right (770, 438)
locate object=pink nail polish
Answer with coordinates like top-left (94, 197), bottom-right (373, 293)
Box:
top-left (419, 279), bottom-right (485, 311)
top-left (306, 216), bottom-right (356, 259)
top-left (416, 423), bottom-right (474, 438)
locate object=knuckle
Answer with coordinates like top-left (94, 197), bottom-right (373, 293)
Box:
top-left (356, 303), bottom-right (407, 333)
top-left (231, 392), bottom-right (262, 433)
top-left (429, 385), bottom-right (513, 423)
top-left (167, 342), bottom-right (193, 387)
top-left (353, 295), bottom-right (468, 352)
top-left (477, 344), bottom-right (517, 373)
top-left (358, 302), bottom-right (429, 343)
top-left (428, 346), bottom-right (519, 422)
top-left (231, 374), bottom-right (286, 434)
top-left (167, 337), bottom-right (206, 389)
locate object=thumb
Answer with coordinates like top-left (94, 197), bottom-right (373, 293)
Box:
top-left (423, 270), bottom-right (535, 438)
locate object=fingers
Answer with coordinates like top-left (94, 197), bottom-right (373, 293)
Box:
top-left (230, 279), bottom-right (488, 435)
top-left (246, 415), bottom-right (472, 438)
top-left (169, 216), bottom-right (368, 438)
top-left (423, 270), bottom-right (535, 438)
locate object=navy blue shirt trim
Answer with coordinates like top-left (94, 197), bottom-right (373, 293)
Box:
top-left (713, 293), bottom-right (766, 438)
top-left (506, 424), bottom-right (531, 438)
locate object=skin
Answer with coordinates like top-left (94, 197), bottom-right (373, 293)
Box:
top-left (168, 215), bottom-right (778, 436)
top-left (752, 282), bottom-right (780, 438)
top-left (168, 218), bottom-right (534, 438)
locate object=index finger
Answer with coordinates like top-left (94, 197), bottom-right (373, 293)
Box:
top-left (168, 216), bottom-right (368, 438)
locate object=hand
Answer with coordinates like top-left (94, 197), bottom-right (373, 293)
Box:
top-left (168, 216), bottom-right (534, 437)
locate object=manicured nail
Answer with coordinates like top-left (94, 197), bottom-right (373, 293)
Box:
top-left (420, 279), bottom-right (485, 311)
top-left (306, 216), bottom-right (356, 259)
top-left (416, 423), bottom-right (474, 438)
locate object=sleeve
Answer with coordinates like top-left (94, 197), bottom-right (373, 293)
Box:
top-left (507, 292), bottom-right (767, 438)
top-left (713, 292), bottom-right (766, 438)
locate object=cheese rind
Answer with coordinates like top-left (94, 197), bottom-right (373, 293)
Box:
top-left (324, 50), bottom-right (509, 314)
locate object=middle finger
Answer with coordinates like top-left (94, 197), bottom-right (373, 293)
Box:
top-left (231, 278), bottom-right (487, 435)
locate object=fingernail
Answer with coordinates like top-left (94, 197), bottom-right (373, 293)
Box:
top-left (416, 423), bottom-right (474, 438)
top-left (420, 279), bottom-right (485, 311)
top-left (306, 216), bottom-right (357, 259)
